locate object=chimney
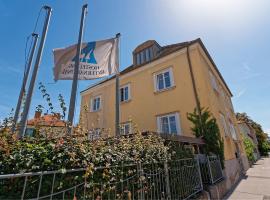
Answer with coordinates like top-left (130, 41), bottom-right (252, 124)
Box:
top-left (34, 111), bottom-right (42, 119)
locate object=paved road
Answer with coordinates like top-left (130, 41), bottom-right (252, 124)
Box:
top-left (226, 157), bottom-right (270, 200)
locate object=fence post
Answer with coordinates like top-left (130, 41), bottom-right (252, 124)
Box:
top-left (217, 156), bottom-right (223, 177)
top-left (207, 156), bottom-right (214, 184)
top-left (21, 176), bottom-right (28, 200)
top-left (195, 156), bottom-right (203, 191)
top-left (164, 160), bottom-right (171, 200)
top-left (137, 162), bottom-right (144, 200)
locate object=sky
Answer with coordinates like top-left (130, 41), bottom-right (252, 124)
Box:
top-left (0, 0), bottom-right (269, 134)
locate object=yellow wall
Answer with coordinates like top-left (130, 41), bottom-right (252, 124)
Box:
top-left (80, 42), bottom-right (244, 161)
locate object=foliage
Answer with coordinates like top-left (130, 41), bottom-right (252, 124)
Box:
top-left (236, 112), bottom-right (270, 156)
top-left (38, 82), bottom-right (54, 114)
top-left (0, 130), bottom-right (170, 174)
top-left (187, 107), bottom-right (225, 168)
top-left (37, 82), bottom-right (67, 120)
top-left (168, 141), bottom-right (194, 160)
top-left (0, 109), bottom-right (14, 131)
top-left (58, 94), bottom-right (67, 119)
top-left (243, 135), bottom-right (255, 162)
top-left (0, 124), bottom-right (199, 199)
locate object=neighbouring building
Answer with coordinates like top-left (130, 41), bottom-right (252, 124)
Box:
top-left (238, 121), bottom-right (260, 163)
top-left (25, 111), bottom-right (66, 137)
top-left (80, 38), bottom-right (247, 190)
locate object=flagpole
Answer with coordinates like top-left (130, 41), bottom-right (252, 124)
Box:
top-left (12, 33), bottom-right (39, 133)
top-left (67, 4), bottom-right (88, 133)
top-left (115, 33), bottom-right (121, 136)
top-left (19, 6), bottom-right (52, 137)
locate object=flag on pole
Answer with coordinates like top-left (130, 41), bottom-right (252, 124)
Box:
top-left (53, 37), bottom-right (119, 80)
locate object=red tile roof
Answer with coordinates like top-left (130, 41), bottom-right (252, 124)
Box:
top-left (27, 114), bottom-right (66, 127)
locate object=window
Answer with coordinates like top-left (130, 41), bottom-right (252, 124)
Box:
top-left (220, 113), bottom-right (229, 136)
top-left (120, 122), bottom-right (131, 135)
top-left (120, 84), bottom-right (130, 102)
top-left (135, 48), bottom-right (153, 65)
top-left (91, 96), bottom-right (101, 111)
top-left (88, 129), bottom-right (101, 141)
top-left (229, 121), bottom-right (237, 140)
top-left (25, 128), bottom-right (35, 137)
top-left (136, 53), bottom-right (140, 65)
top-left (154, 68), bottom-right (174, 91)
top-left (209, 71), bottom-right (218, 91)
top-left (145, 48), bottom-right (150, 62)
top-left (140, 51), bottom-right (145, 64)
top-left (157, 113), bottom-right (180, 135)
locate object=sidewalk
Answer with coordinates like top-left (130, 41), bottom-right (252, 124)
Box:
top-left (225, 157), bottom-right (270, 200)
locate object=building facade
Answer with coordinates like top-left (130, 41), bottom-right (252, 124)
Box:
top-left (26, 111), bottom-right (66, 137)
top-left (80, 38), bottom-right (247, 189)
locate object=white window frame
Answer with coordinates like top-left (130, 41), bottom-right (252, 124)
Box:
top-left (120, 122), bottom-right (131, 135)
top-left (88, 128), bottom-right (101, 141)
top-left (157, 112), bottom-right (181, 135)
top-left (119, 84), bottom-right (131, 102)
top-left (153, 67), bottom-right (175, 92)
top-left (90, 96), bottom-right (101, 112)
top-left (209, 70), bottom-right (218, 92)
top-left (229, 121), bottom-right (237, 140)
top-left (220, 113), bottom-right (229, 137)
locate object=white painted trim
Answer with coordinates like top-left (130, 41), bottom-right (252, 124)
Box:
top-left (153, 67), bottom-right (175, 92)
top-left (119, 83), bottom-right (131, 102)
top-left (120, 122), bottom-right (132, 135)
top-left (156, 112), bottom-right (181, 135)
top-left (90, 95), bottom-right (101, 112)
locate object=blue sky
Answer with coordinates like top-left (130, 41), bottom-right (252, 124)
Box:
top-left (0, 0), bottom-right (269, 134)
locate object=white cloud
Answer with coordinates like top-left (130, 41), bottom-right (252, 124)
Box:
top-left (240, 62), bottom-right (261, 81)
top-left (235, 88), bottom-right (247, 98)
top-left (0, 59), bottom-right (23, 74)
top-left (265, 128), bottom-right (270, 136)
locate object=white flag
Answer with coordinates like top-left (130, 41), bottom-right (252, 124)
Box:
top-left (53, 37), bottom-right (119, 80)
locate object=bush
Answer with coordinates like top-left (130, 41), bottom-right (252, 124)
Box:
top-left (0, 130), bottom-right (171, 174)
top-left (243, 135), bottom-right (255, 163)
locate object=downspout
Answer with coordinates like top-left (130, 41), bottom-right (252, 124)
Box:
top-left (186, 43), bottom-right (203, 135)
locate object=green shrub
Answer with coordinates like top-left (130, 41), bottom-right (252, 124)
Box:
top-left (243, 135), bottom-right (255, 162)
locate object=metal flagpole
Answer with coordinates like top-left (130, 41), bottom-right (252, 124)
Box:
top-left (115, 33), bottom-right (121, 136)
top-left (67, 4), bottom-right (88, 133)
top-left (19, 6), bottom-right (52, 137)
top-left (12, 33), bottom-right (39, 133)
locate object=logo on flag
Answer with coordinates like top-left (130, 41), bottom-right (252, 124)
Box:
top-left (72, 42), bottom-right (97, 64)
top-left (53, 37), bottom-right (119, 80)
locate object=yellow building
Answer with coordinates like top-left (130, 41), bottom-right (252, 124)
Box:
top-left (80, 38), bottom-right (247, 188)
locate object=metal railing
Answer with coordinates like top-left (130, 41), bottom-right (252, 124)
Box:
top-left (0, 158), bottom-right (203, 200)
top-left (197, 155), bottom-right (223, 185)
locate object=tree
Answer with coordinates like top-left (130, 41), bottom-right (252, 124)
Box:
top-left (236, 112), bottom-right (270, 156)
top-left (187, 107), bottom-right (225, 168)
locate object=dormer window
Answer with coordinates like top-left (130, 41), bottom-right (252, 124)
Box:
top-left (136, 48), bottom-right (153, 65)
top-left (133, 40), bottom-right (161, 66)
